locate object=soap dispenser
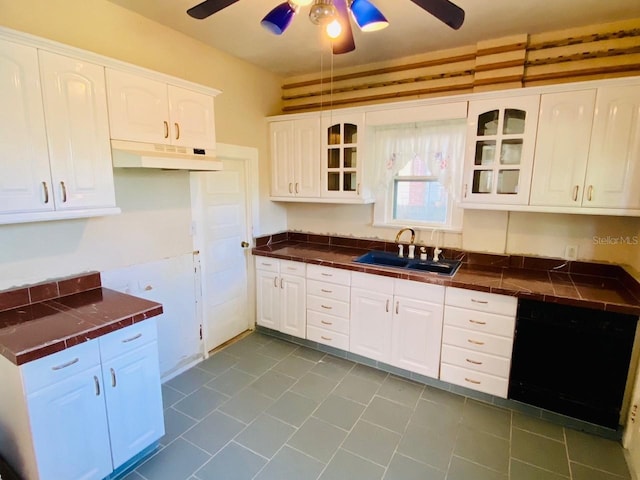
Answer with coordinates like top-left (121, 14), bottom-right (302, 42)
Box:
top-left (419, 246), bottom-right (427, 261)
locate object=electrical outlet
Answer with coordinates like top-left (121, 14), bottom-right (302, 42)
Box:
top-left (564, 245), bottom-right (578, 260)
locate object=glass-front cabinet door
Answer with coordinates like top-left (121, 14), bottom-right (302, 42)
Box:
top-left (321, 113), bottom-right (364, 199)
top-left (462, 95), bottom-right (540, 205)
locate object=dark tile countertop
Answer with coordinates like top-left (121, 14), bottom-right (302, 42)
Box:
top-left (0, 272), bottom-right (163, 365)
top-left (253, 232), bottom-right (640, 317)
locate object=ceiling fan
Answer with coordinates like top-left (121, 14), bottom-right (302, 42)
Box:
top-left (187, 0), bottom-right (465, 55)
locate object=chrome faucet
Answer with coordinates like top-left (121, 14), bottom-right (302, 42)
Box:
top-left (395, 227), bottom-right (415, 245)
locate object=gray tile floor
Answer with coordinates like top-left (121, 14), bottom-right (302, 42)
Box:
top-left (124, 332), bottom-right (632, 480)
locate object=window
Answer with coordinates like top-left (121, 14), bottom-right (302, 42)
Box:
top-left (372, 119), bottom-right (466, 230)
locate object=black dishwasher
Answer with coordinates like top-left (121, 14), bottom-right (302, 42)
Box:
top-left (509, 299), bottom-right (637, 429)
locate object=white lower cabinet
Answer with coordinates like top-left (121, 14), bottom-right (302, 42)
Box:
top-left (306, 265), bottom-right (351, 349)
top-left (256, 258), bottom-right (306, 338)
top-left (440, 287), bottom-right (517, 397)
top-left (350, 273), bottom-right (445, 378)
top-left (0, 320), bottom-right (164, 480)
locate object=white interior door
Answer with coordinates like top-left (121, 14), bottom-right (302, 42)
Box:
top-left (191, 145), bottom-right (255, 353)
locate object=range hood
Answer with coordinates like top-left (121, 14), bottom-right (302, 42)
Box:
top-left (111, 140), bottom-right (222, 171)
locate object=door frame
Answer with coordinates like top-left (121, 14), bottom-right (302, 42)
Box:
top-left (190, 142), bottom-right (260, 357)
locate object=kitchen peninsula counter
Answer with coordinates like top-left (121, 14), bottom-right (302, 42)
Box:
top-left (252, 232), bottom-right (640, 317)
top-left (0, 273), bottom-right (162, 365)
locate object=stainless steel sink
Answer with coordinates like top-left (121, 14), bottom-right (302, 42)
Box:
top-left (353, 250), bottom-right (461, 276)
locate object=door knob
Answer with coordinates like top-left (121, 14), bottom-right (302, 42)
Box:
top-left (241, 241), bottom-right (250, 248)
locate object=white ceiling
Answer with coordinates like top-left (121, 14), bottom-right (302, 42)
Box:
top-left (107, 0), bottom-right (640, 77)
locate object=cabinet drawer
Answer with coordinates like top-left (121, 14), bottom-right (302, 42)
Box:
top-left (307, 279), bottom-right (350, 302)
top-left (441, 344), bottom-right (511, 378)
top-left (307, 325), bottom-right (349, 350)
top-left (21, 340), bottom-right (101, 394)
top-left (307, 310), bottom-right (349, 335)
top-left (445, 287), bottom-right (517, 317)
top-left (307, 264), bottom-right (351, 286)
top-left (280, 260), bottom-right (305, 277)
top-left (307, 295), bottom-right (350, 319)
top-left (440, 363), bottom-right (509, 398)
top-left (442, 325), bottom-right (513, 358)
top-left (444, 306), bottom-right (515, 338)
top-left (255, 257), bottom-right (279, 273)
top-left (99, 319), bottom-right (157, 362)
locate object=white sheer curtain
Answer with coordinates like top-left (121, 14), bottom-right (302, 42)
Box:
top-left (372, 119), bottom-right (466, 200)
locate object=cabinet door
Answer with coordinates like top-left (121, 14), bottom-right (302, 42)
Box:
top-left (270, 121), bottom-right (294, 197)
top-left (27, 365), bottom-right (112, 480)
top-left (584, 85), bottom-right (640, 209)
top-left (168, 85), bottom-right (215, 149)
top-left (102, 341), bottom-right (164, 469)
top-left (256, 269), bottom-right (280, 330)
top-left (0, 40), bottom-right (52, 214)
top-left (106, 69), bottom-right (169, 144)
top-left (280, 274), bottom-right (306, 338)
top-left (39, 51), bottom-right (115, 210)
top-left (293, 117), bottom-right (321, 197)
top-left (530, 90), bottom-right (596, 207)
top-left (321, 113), bottom-right (364, 199)
top-left (350, 288), bottom-right (392, 362)
top-left (391, 296), bottom-right (444, 378)
top-left (463, 95), bottom-right (540, 205)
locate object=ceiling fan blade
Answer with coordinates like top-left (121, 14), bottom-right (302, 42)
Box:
top-left (187, 0), bottom-right (240, 19)
top-left (410, 0), bottom-right (465, 30)
top-left (332, 0), bottom-right (356, 55)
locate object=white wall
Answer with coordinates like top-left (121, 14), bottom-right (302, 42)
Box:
top-left (0, 0), bottom-right (287, 290)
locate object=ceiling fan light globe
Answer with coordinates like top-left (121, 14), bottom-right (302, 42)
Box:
top-left (350, 0), bottom-right (388, 31)
top-left (261, 2), bottom-right (297, 35)
top-left (309, 0), bottom-right (337, 25)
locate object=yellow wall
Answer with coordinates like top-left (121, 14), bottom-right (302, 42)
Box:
top-left (0, 0), bottom-right (287, 289)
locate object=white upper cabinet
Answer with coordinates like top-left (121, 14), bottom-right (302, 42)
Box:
top-left (270, 118), bottom-right (321, 198)
top-left (530, 90), bottom-right (596, 207)
top-left (0, 40), bottom-right (53, 214)
top-left (106, 69), bottom-right (215, 149)
top-left (584, 85), bottom-right (640, 209)
top-left (462, 95), bottom-right (540, 205)
top-left (321, 113), bottom-right (366, 200)
top-left (39, 51), bottom-right (115, 210)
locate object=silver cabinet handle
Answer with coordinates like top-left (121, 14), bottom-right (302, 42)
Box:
top-left (295, 183), bottom-right (299, 194)
top-left (464, 184), bottom-right (468, 198)
top-left (468, 339), bottom-right (485, 346)
top-left (42, 181), bottom-right (49, 204)
top-left (466, 358), bottom-right (483, 365)
top-left (386, 299), bottom-right (389, 312)
top-left (273, 276), bottom-right (278, 288)
top-left (261, 262), bottom-right (273, 267)
top-left (321, 289), bottom-right (333, 293)
top-left (122, 333), bottom-right (142, 343)
top-left (280, 277), bottom-right (284, 289)
top-left (321, 304), bottom-right (332, 310)
top-left (395, 301), bottom-right (399, 315)
top-left (110, 368), bottom-right (117, 387)
top-left (94, 376), bottom-right (101, 396)
top-left (51, 358), bottom-right (79, 370)
top-left (321, 335), bottom-right (332, 341)
top-left (60, 181), bottom-right (67, 203)
top-left (321, 320), bottom-right (333, 325)
top-left (469, 319), bottom-right (487, 325)
top-left (289, 182), bottom-right (293, 194)
top-left (174, 122), bottom-right (180, 140)
top-left (321, 273), bottom-right (332, 277)
top-left (587, 185), bottom-right (594, 201)
top-left (471, 299), bottom-right (488, 305)
top-left (163, 121), bottom-right (169, 139)
top-left (465, 377), bottom-right (481, 385)
top-left (573, 185), bottom-right (579, 202)
top-left (356, 183), bottom-right (361, 195)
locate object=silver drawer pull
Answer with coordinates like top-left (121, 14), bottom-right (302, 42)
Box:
top-left (469, 319), bottom-right (487, 325)
top-left (321, 273), bottom-right (333, 277)
top-left (51, 358), bottom-right (79, 370)
top-left (111, 368), bottom-right (117, 387)
top-left (94, 376), bottom-right (101, 396)
top-left (321, 305), bottom-right (333, 310)
top-left (321, 320), bottom-right (333, 326)
top-left (321, 336), bottom-right (332, 341)
top-left (465, 377), bottom-right (481, 385)
top-left (467, 339), bottom-right (485, 346)
top-left (471, 299), bottom-right (488, 304)
top-left (466, 358), bottom-right (483, 365)
top-left (287, 267), bottom-right (298, 271)
top-left (261, 262), bottom-right (273, 267)
top-left (122, 333), bottom-right (142, 343)
top-left (321, 289), bottom-right (333, 293)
